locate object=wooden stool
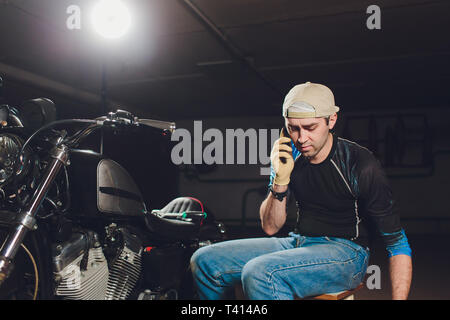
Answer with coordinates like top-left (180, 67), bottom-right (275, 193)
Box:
top-left (309, 283), bottom-right (364, 300)
top-left (235, 283), bottom-right (364, 300)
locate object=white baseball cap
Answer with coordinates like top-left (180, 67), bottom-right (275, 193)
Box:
top-left (283, 82), bottom-right (340, 118)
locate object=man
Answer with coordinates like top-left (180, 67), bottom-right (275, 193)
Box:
top-left (190, 82), bottom-right (412, 300)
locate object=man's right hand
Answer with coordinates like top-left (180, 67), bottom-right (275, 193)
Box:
top-left (270, 129), bottom-right (295, 186)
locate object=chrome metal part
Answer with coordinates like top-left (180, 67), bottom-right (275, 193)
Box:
top-left (105, 228), bottom-right (142, 300)
top-left (53, 231), bottom-right (109, 300)
top-left (0, 144), bottom-right (69, 283)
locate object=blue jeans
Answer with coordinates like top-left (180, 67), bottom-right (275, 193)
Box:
top-left (190, 232), bottom-right (369, 300)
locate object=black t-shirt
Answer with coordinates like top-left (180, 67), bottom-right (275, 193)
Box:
top-left (289, 135), bottom-right (359, 239)
top-left (269, 133), bottom-right (409, 254)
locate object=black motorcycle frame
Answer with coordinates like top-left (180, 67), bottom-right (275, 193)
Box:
top-left (0, 109), bottom-right (219, 299)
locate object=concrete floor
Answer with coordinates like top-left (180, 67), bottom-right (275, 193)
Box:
top-left (224, 227), bottom-right (450, 300)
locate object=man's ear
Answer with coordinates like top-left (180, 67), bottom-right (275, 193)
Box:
top-left (328, 113), bottom-right (338, 130)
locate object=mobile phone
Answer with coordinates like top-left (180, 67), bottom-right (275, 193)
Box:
top-left (279, 127), bottom-right (291, 164)
top-left (281, 127), bottom-right (289, 138)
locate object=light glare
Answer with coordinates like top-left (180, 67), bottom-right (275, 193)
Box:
top-left (92, 0), bottom-right (131, 39)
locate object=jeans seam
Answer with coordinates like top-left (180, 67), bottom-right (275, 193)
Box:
top-left (324, 237), bottom-right (365, 253)
top-left (213, 269), bottom-right (241, 287)
top-left (323, 238), bottom-right (368, 289)
top-left (349, 271), bottom-right (363, 289)
top-left (267, 256), bottom-right (359, 299)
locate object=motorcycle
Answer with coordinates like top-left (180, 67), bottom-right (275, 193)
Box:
top-left (0, 102), bottom-right (226, 300)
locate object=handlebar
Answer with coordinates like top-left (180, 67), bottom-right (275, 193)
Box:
top-left (20, 109), bottom-right (176, 152)
top-left (0, 110), bottom-right (176, 284)
top-left (98, 109), bottom-right (176, 132)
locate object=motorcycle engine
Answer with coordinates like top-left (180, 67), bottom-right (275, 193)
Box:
top-left (53, 231), bottom-right (108, 300)
top-left (104, 225), bottom-right (143, 300)
top-left (53, 227), bottom-right (143, 300)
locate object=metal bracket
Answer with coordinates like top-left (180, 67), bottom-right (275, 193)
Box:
top-left (15, 212), bottom-right (37, 230)
top-left (50, 145), bottom-right (70, 166)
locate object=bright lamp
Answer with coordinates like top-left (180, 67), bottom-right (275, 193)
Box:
top-left (92, 0), bottom-right (131, 39)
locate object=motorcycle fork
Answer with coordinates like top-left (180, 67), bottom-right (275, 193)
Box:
top-left (0, 144), bottom-right (69, 285)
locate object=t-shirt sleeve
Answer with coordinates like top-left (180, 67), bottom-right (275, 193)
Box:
top-left (268, 163), bottom-right (276, 188)
top-left (357, 151), bottom-right (412, 258)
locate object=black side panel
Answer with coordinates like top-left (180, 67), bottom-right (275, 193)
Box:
top-left (97, 159), bottom-right (146, 216)
top-left (67, 150), bottom-right (103, 218)
top-left (68, 150), bottom-right (146, 218)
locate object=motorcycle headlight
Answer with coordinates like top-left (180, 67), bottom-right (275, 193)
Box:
top-left (0, 133), bottom-right (26, 187)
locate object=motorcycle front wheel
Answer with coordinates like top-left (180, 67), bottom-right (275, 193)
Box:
top-left (0, 233), bottom-right (39, 300)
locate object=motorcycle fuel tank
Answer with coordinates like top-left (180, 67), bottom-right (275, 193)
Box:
top-left (68, 150), bottom-right (146, 218)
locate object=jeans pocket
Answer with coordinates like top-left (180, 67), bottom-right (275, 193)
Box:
top-left (325, 237), bottom-right (365, 254)
top-left (349, 270), bottom-right (364, 289)
top-left (349, 251), bottom-right (370, 289)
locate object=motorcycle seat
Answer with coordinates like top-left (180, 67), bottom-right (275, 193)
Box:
top-left (144, 197), bottom-right (204, 241)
